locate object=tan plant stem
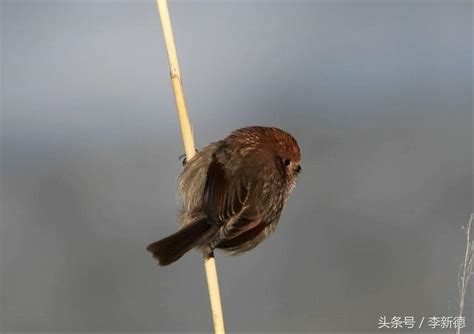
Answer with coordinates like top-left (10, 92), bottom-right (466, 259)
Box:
top-left (155, 1), bottom-right (225, 333)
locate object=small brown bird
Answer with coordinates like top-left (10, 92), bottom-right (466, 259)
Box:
top-left (147, 126), bottom-right (301, 266)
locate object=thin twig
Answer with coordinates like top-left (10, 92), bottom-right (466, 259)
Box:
top-left (456, 213), bottom-right (473, 334)
top-left (154, 1), bottom-right (225, 333)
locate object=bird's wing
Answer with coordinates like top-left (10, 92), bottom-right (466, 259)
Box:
top-left (202, 159), bottom-right (249, 226)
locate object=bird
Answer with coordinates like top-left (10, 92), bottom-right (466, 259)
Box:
top-left (147, 126), bottom-right (301, 266)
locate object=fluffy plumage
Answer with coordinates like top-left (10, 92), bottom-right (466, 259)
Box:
top-left (147, 126), bottom-right (301, 265)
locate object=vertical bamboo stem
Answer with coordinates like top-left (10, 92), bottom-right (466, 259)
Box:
top-left (155, 1), bottom-right (225, 333)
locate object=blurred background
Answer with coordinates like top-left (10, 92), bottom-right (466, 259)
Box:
top-left (1, 0), bottom-right (472, 333)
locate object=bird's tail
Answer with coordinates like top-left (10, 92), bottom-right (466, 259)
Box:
top-left (147, 218), bottom-right (217, 266)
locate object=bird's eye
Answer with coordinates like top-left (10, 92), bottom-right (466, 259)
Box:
top-left (284, 159), bottom-right (291, 166)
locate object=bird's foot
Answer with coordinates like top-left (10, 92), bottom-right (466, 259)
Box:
top-left (178, 149), bottom-right (198, 166)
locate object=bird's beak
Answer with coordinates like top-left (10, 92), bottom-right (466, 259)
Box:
top-left (294, 164), bottom-right (302, 174)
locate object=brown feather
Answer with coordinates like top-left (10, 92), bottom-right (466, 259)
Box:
top-left (202, 158), bottom-right (248, 225)
top-left (147, 218), bottom-right (217, 266)
top-left (215, 221), bottom-right (267, 249)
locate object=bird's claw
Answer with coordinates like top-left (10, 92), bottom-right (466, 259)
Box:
top-left (178, 149), bottom-right (198, 166)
